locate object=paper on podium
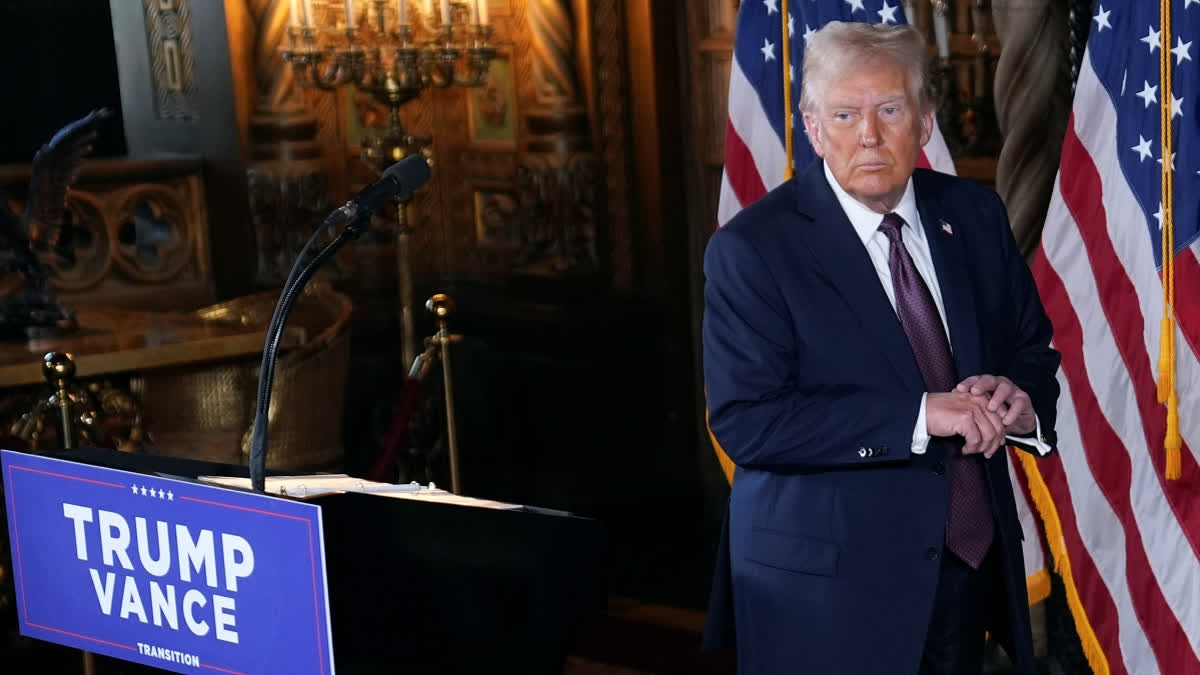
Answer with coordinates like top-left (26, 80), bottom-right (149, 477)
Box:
top-left (197, 474), bottom-right (522, 510)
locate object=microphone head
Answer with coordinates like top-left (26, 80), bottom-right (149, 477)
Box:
top-left (381, 154), bottom-right (432, 192)
top-left (341, 154), bottom-right (433, 219)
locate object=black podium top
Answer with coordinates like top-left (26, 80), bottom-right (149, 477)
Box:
top-left (50, 448), bottom-right (607, 675)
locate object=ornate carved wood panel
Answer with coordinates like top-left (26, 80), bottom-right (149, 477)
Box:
top-left (0, 158), bottom-right (215, 311)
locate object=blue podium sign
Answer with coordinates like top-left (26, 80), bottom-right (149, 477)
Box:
top-left (1, 450), bottom-right (335, 675)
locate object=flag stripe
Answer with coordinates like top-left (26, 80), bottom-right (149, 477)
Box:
top-left (723, 119), bottom-right (769, 210)
top-left (1033, 255), bottom-right (1156, 675)
top-left (1037, 228), bottom-right (1198, 672)
top-left (1056, 116), bottom-right (1200, 546)
top-left (726, 57), bottom-right (786, 202)
top-left (1171, 247), bottom-right (1200, 366)
top-left (1064, 63), bottom-right (1200, 471)
top-left (1033, 20), bottom-right (1200, 669)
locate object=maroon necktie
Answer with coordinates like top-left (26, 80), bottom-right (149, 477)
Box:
top-left (878, 212), bottom-right (994, 569)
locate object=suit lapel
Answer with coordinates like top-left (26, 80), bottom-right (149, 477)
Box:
top-left (913, 171), bottom-right (982, 380)
top-left (791, 163), bottom-right (925, 389)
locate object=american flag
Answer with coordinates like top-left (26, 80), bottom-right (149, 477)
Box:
top-left (1027, 2), bottom-right (1200, 673)
top-left (712, 0), bottom-right (1050, 604)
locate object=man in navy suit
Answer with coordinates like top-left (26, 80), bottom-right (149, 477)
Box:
top-left (701, 21), bottom-right (1060, 675)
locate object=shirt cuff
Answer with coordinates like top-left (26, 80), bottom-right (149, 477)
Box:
top-left (912, 393), bottom-right (931, 455)
top-left (1005, 413), bottom-right (1053, 456)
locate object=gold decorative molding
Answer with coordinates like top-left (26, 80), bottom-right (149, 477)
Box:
top-left (143, 0), bottom-right (200, 121)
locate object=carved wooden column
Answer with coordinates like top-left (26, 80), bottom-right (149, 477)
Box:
top-left (992, 0), bottom-right (1070, 257)
top-left (244, 0), bottom-right (331, 287)
top-left (517, 0), bottom-right (603, 278)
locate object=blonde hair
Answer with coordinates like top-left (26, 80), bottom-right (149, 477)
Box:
top-left (799, 21), bottom-right (931, 114)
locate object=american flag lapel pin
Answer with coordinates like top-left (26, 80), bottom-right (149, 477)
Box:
top-left (940, 220), bottom-right (953, 236)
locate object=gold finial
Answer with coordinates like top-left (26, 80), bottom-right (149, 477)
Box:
top-left (42, 352), bottom-right (76, 383)
top-left (426, 293), bottom-right (455, 329)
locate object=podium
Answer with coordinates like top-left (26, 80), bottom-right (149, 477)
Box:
top-left (2, 447), bottom-right (606, 675)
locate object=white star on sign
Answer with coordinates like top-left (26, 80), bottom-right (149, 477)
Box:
top-left (1132, 135), bottom-right (1154, 162)
top-left (1137, 81), bottom-right (1158, 108)
top-left (140, 486), bottom-right (148, 496)
top-left (131, 484), bottom-right (139, 494)
top-left (878, 1), bottom-right (899, 23)
top-left (158, 489), bottom-right (166, 499)
top-left (764, 0), bottom-right (779, 14)
top-left (1154, 202), bottom-right (1164, 229)
top-left (1093, 5), bottom-right (1111, 32)
top-left (1173, 37), bottom-right (1193, 64)
top-left (1142, 26), bottom-right (1161, 53)
top-left (1158, 152), bottom-right (1176, 171)
top-left (1172, 93), bottom-right (1184, 118)
top-left (844, 0), bottom-right (866, 13)
top-left (761, 38), bottom-right (776, 62)
top-left (167, 490), bottom-right (175, 501)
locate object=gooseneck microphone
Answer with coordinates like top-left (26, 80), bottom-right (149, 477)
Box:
top-left (248, 155), bottom-right (432, 492)
top-left (333, 154), bottom-right (432, 222)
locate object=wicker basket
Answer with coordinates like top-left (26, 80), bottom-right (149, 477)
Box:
top-left (140, 282), bottom-right (352, 472)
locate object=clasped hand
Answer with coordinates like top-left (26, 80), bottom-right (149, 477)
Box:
top-left (926, 375), bottom-right (1035, 458)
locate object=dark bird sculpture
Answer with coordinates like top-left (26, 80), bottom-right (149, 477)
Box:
top-left (0, 107), bottom-right (113, 340)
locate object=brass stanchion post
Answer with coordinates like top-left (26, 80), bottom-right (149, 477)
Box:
top-left (39, 353), bottom-right (95, 675)
top-left (426, 294), bottom-right (462, 494)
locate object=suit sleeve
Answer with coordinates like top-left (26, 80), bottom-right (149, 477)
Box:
top-left (988, 192), bottom-right (1061, 454)
top-left (702, 226), bottom-right (922, 471)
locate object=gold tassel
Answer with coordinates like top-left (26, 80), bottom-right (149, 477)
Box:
top-left (1017, 453), bottom-right (1111, 675)
top-left (1166, 393), bottom-right (1182, 479)
top-left (1157, 318), bottom-right (1172, 403)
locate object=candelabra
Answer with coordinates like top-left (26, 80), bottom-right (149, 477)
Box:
top-left (927, 0), bottom-right (998, 156)
top-left (282, 0), bottom-right (496, 366)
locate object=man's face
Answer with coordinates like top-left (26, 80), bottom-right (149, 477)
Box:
top-left (802, 62), bottom-right (933, 213)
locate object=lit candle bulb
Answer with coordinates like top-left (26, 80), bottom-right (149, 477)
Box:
top-left (469, 0), bottom-right (478, 25)
top-left (440, 0), bottom-right (450, 25)
top-left (302, 0), bottom-right (313, 27)
top-left (290, 0), bottom-right (300, 28)
top-left (932, 2), bottom-right (950, 59)
top-left (398, 0), bottom-right (407, 26)
top-left (478, 0), bottom-right (488, 25)
top-left (345, 0), bottom-right (356, 28)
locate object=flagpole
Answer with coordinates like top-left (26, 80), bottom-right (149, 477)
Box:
top-left (781, 0), bottom-right (795, 180)
top-left (1157, 0), bottom-right (1181, 479)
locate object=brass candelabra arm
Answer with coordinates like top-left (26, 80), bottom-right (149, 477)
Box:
top-left (426, 25), bottom-right (495, 89)
top-left (283, 29), bottom-right (367, 91)
top-left (391, 46), bottom-right (426, 92)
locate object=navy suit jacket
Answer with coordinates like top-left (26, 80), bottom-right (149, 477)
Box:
top-left (701, 160), bottom-right (1060, 675)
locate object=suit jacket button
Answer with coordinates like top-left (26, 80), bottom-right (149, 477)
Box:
top-left (925, 548), bottom-right (940, 561)
top-left (932, 462), bottom-right (945, 476)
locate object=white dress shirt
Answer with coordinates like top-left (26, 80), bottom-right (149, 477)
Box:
top-left (822, 162), bottom-right (1051, 456)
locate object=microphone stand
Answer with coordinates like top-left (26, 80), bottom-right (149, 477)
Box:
top-left (247, 210), bottom-right (372, 492)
